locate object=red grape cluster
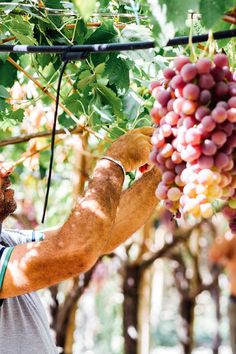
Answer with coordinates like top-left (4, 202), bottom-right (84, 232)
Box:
top-left (150, 53), bottom-right (236, 218)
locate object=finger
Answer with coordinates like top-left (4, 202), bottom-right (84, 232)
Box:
top-left (130, 127), bottom-right (154, 137)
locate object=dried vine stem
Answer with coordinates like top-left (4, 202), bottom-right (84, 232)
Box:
top-left (7, 57), bottom-right (112, 142)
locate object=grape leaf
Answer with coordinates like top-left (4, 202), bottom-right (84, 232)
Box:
top-left (8, 16), bottom-right (37, 45)
top-left (73, 0), bottom-right (96, 20)
top-left (0, 85), bottom-right (10, 98)
top-left (97, 84), bottom-right (123, 119)
top-left (200, 0), bottom-right (235, 28)
top-left (64, 93), bottom-right (85, 115)
top-left (104, 54), bottom-right (130, 91)
top-left (86, 20), bottom-right (118, 44)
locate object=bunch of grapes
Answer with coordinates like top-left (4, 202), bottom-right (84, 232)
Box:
top-left (150, 53), bottom-right (236, 218)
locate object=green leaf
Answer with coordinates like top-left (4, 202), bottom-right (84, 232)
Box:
top-left (104, 54), bottom-right (130, 91)
top-left (159, 0), bottom-right (199, 29)
top-left (86, 20), bottom-right (117, 44)
top-left (77, 71), bottom-right (95, 89)
top-left (10, 109), bottom-right (24, 122)
top-left (73, 0), bottom-right (96, 21)
top-left (64, 93), bottom-right (85, 115)
top-left (58, 112), bottom-right (76, 129)
top-left (0, 85), bottom-right (10, 98)
top-left (0, 59), bottom-right (17, 87)
top-left (45, 0), bottom-right (64, 8)
top-left (97, 84), bottom-right (123, 119)
top-left (200, 0), bottom-right (235, 28)
top-left (8, 15), bottom-right (37, 45)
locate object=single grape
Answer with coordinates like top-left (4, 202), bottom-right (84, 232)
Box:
top-left (150, 107), bottom-right (161, 124)
top-left (211, 130), bottom-right (227, 146)
top-left (156, 90), bottom-right (171, 107)
top-left (229, 83), bottom-right (236, 96)
top-left (183, 83), bottom-right (200, 100)
top-left (168, 187), bottom-right (181, 201)
top-left (195, 106), bottom-right (210, 121)
top-left (221, 121), bottom-right (233, 136)
top-left (182, 100), bottom-right (197, 115)
top-left (181, 63), bottom-right (197, 82)
top-left (181, 145), bottom-right (201, 162)
top-left (182, 116), bottom-right (196, 129)
top-left (165, 111), bottom-right (179, 126)
top-left (173, 56), bottom-right (190, 72)
top-left (160, 143), bottom-right (174, 158)
top-left (173, 97), bottom-right (185, 114)
top-left (199, 90), bottom-right (211, 104)
top-left (171, 151), bottom-right (182, 164)
top-left (163, 68), bottom-right (176, 80)
top-left (211, 66), bottom-right (225, 81)
top-left (201, 139), bottom-right (217, 155)
top-left (161, 124), bottom-right (172, 137)
top-left (175, 163), bottom-right (186, 175)
top-left (199, 74), bottom-right (215, 89)
top-left (200, 203), bottom-right (213, 218)
top-left (198, 155), bottom-right (214, 169)
top-left (214, 53), bottom-right (229, 68)
top-left (227, 108), bottom-right (236, 123)
top-left (185, 127), bottom-right (201, 145)
top-left (170, 75), bottom-right (185, 90)
top-left (149, 81), bottom-right (162, 92)
top-left (212, 106), bottom-right (227, 123)
top-left (216, 101), bottom-right (229, 110)
top-left (198, 169), bottom-right (214, 185)
top-left (155, 182), bottom-right (168, 199)
top-left (215, 152), bottom-right (229, 169)
top-left (215, 81), bottom-right (229, 97)
top-left (165, 158), bottom-right (175, 170)
top-left (183, 183), bottom-right (196, 197)
top-left (228, 97), bottom-right (236, 108)
top-left (167, 98), bottom-right (175, 112)
top-left (196, 58), bottom-right (212, 74)
top-left (201, 115), bottom-right (216, 132)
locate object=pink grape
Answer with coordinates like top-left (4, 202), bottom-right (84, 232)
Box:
top-left (198, 155), bottom-right (214, 169)
top-left (167, 187), bottom-right (181, 201)
top-left (175, 163), bottom-right (185, 175)
top-left (167, 98), bottom-right (175, 111)
top-left (161, 124), bottom-right (172, 137)
top-left (185, 127), bottom-right (201, 145)
top-left (165, 158), bottom-right (175, 170)
top-left (149, 81), bottom-right (162, 92)
top-left (165, 111), bottom-right (179, 126)
top-left (227, 108), bottom-right (236, 122)
top-left (215, 81), bottom-right (229, 97)
top-left (221, 121), bottom-right (233, 136)
top-left (181, 63), bottom-right (197, 82)
top-left (156, 183), bottom-right (168, 199)
top-left (171, 151), bottom-right (182, 164)
top-left (215, 152), bottom-right (229, 169)
top-left (211, 130), bottom-right (227, 146)
top-left (156, 90), bottom-right (171, 107)
top-left (196, 58), bottom-right (212, 74)
top-left (150, 107), bottom-right (162, 124)
top-left (201, 115), bottom-right (216, 132)
top-left (228, 97), bottom-right (236, 108)
top-left (182, 100), bottom-right (197, 115)
top-left (199, 74), bottom-right (215, 89)
top-left (163, 68), bottom-right (176, 80)
top-left (229, 83), bottom-right (236, 96)
top-left (211, 66), bottom-right (225, 81)
top-left (182, 116), bottom-right (196, 129)
top-left (217, 101), bottom-right (229, 110)
top-left (173, 56), bottom-right (190, 72)
top-left (170, 75), bottom-right (185, 89)
top-left (199, 90), bottom-right (211, 104)
top-left (195, 106), bottom-right (210, 121)
top-left (183, 83), bottom-right (200, 100)
top-left (162, 171), bottom-right (176, 184)
top-left (214, 53), bottom-right (229, 68)
top-left (173, 97), bottom-right (185, 114)
top-left (224, 67), bottom-right (233, 81)
top-left (201, 139), bottom-right (217, 155)
top-left (212, 106), bottom-right (227, 123)
top-left (181, 145), bottom-right (201, 162)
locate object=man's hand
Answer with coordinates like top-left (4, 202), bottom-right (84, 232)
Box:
top-left (106, 127), bottom-right (154, 172)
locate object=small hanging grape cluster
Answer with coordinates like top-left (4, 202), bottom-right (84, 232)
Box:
top-left (150, 53), bottom-right (236, 218)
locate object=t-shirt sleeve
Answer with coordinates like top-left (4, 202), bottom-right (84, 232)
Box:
top-left (2, 229), bottom-right (44, 246)
top-left (0, 244), bottom-right (14, 290)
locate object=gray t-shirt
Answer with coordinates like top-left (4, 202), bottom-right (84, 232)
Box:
top-left (0, 228), bottom-right (58, 354)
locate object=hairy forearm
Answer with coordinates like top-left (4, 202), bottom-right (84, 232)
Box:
top-left (103, 168), bottom-right (161, 254)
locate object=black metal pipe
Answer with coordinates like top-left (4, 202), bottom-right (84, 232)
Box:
top-left (0, 29), bottom-right (235, 54)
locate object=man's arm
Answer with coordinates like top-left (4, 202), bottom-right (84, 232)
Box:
top-left (103, 167), bottom-right (161, 254)
top-left (0, 127), bottom-right (153, 298)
